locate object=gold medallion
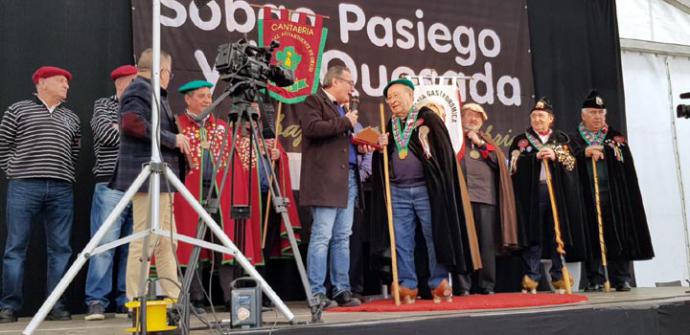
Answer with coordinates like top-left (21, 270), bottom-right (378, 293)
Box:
top-left (200, 140), bottom-right (210, 149)
top-left (470, 149), bottom-right (481, 160)
top-left (399, 150), bottom-right (408, 160)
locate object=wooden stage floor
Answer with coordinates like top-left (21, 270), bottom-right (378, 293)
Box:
top-left (3, 287), bottom-right (689, 335)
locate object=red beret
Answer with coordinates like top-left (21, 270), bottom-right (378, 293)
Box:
top-left (32, 66), bottom-right (72, 84)
top-left (110, 65), bottom-right (138, 81)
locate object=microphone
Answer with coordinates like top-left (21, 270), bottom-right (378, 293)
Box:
top-left (349, 89), bottom-right (360, 112)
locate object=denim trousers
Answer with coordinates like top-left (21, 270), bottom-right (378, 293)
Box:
top-left (307, 169), bottom-right (358, 296)
top-left (391, 184), bottom-right (448, 290)
top-left (0, 178), bottom-right (73, 311)
top-left (84, 182), bottom-right (133, 309)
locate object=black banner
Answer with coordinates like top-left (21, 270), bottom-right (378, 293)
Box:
top-left (133, 0), bottom-right (534, 153)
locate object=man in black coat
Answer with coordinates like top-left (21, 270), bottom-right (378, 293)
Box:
top-left (370, 78), bottom-right (476, 304)
top-left (509, 98), bottom-right (587, 294)
top-left (570, 90), bottom-right (654, 292)
top-left (110, 48), bottom-right (189, 303)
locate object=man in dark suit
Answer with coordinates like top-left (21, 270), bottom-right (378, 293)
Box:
top-left (110, 48), bottom-right (190, 303)
top-left (300, 65), bottom-right (380, 308)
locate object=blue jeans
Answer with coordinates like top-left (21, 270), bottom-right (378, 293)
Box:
top-left (307, 169), bottom-right (358, 296)
top-left (0, 179), bottom-right (74, 311)
top-left (391, 184), bottom-right (448, 290)
top-left (85, 182), bottom-right (133, 309)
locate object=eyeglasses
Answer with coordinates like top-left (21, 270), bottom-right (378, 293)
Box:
top-left (161, 68), bottom-right (175, 80)
top-left (336, 77), bottom-right (354, 87)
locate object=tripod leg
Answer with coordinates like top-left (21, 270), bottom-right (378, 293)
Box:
top-left (249, 115), bottom-right (320, 320)
top-left (164, 168), bottom-right (296, 322)
top-left (23, 167), bottom-right (152, 335)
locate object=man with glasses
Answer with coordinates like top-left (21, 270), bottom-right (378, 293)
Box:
top-left (110, 48), bottom-right (190, 305)
top-left (570, 90), bottom-right (654, 292)
top-left (300, 65), bottom-right (380, 308)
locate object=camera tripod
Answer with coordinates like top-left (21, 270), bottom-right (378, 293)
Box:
top-left (22, 2), bottom-right (297, 334)
top-left (176, 96), bottom-right (323, 331)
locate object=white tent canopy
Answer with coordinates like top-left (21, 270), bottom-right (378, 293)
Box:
top-left (617, 0), bottom-right (690, 286)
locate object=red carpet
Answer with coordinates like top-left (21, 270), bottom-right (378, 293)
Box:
top-left (331, 293), bottom-right (588, 312)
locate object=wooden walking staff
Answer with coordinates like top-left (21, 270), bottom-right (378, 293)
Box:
top-left (380, 103), bottom-right (401, 306)
top-left (262, 102), bottom-right (282, 249)
top-left (542, 159), bottom-right (573, 294)
top-left (592, 157), bottom-right (612, 292)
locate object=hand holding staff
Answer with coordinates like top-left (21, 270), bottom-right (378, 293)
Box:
top-left (542, 159), bottom-right (573, 294)
top-left (380, 103), bottom-right (401, 306)
top-left (592, 157), bottom-right (612, 292)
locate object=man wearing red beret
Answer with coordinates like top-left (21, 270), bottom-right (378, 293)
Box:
top-left (83, 65), bottom-right (137, 321)
top-left (0, 66), bottom-right (81, 323)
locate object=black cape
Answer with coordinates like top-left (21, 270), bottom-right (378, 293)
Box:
top-left (569, 127), bottom-right (654, 261)
top-left (370, 107), bottom-right (473, 273)
top-left (509, 128), bottom-right (588, 261)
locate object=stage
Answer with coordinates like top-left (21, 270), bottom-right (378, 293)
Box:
top-left (4, 287), bottom-right (690, 335)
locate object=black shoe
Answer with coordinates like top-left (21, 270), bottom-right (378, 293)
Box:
top-left (115, 305), bottom-right (128, 314)
top-left (352, 292), bottom-right (365, 303)
top-left (191, 301), bottom-right (206, 315)
top-left (333, 291), bottom-right (361, 307)
top-left (315, 293), bottom-right (337, 310)
top-left (584, 283), bottom-right (603, 292)
top-left (84, 303), bottom-right (105, 321)
top-left (0, 308), bottom-right (17, 323)
top-left (616, 281), bottom-right (632, 292)
top-left (46, 307), bottom-right (71, 321)
top-left (479, 288), bottom-right (495, 295)
top-left (459, 290), bottom-right (470, 296)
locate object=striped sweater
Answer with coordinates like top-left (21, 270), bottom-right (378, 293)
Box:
top-left (90, 95), bottom-right (120, 178)
top-left (0, 96), bottom-right (81, 183)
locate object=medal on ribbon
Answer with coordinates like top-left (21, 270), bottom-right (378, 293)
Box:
top-left (391, 107), bottom-right (419, 160)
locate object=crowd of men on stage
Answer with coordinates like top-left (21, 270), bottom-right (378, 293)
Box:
top-left (0, 49), bottom-right (654, 323)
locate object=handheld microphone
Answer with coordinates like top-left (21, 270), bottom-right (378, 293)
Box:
top-left (350, 90), bottom-right (360, 112)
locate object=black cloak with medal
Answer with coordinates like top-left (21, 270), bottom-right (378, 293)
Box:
top-left (509, 101), bottom-right (588, 261)
top-left (370, 106), bottom-right (475, 274)
top-left (569, 91), bottom-right (654, 261)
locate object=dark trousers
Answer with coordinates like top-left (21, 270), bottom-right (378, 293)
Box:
top-left (521, 183), bottom-right (564, 282)
top-left (584, 190), bottom-right (632, 286)
top-left (585, 258), bottom-right (632, 287)
top-left (457, 202), bottom-right (498, 292)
